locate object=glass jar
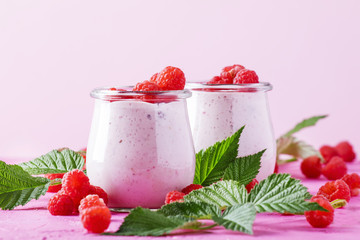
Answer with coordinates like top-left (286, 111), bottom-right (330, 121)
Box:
top-left (87, 87), bottom-right (195, 208)
top-left (186, 82), bottom-right (276, 180)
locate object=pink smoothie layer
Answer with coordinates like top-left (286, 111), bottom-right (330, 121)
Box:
top-left (1, 159), bottom-right (360, 240)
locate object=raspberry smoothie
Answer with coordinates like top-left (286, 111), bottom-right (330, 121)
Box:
top-left (87, 89), bottom-right (195, 208)
top-left (187, 83), bottom-right (276, 180)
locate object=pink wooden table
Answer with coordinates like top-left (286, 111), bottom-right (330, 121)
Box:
top-left (1, 159), bottom-right (359, 240)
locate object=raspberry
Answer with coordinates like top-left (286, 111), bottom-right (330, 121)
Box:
top-left (81, 206), bottom-right (111, 233)
top-left (222, 64), bottom-right (245, 73)
top-left (274, 163), bottom-right (279, 173)
top-left (109, 88), bottom-right (126, 91)
top-left (62, 169), bottom-right (91, 207)
top-left (233, 69), bottom-right (259, 84)
top-left (181, 184), bottom-right (203, 195)
top-left (220, 64), bottom-right (245, 83)
top-left (207, 76), bottom-right (232, 84)
top-left (245, 179), bottom-right (259, 193)
top-left (45, 173), bottom-right (65, 192)
top-left (78, 148), bottom-right (87, 162)
top-left (320, 145), bottom-right (338, 163)
top-left (132, 80), bottom-right (160, 91)
top-left (151, 66), bottom-right (186, 90)
top-left (317, 179), bottom-right (351, 202)
top-left (79, 194), bottom-right (106, 214)
top-left (165, 191), bottom-right (185, 204)
top-left (300, 156), bottom-right (322, 179)
top-left (341, 173), bottom-right (360, 196)
top-left (132, 80), bottom-right (165, 103)
top-left (335, 141), bottom-right (356, 162)
top-left (88, 185), bottom-right (109, 205)
top-left (48, 193), bottom-right (75, 216)
top-left (219, 72), bottom-right (234, 84)
top-left (322, 156), bottom-right (347, 180)
top-left (150, 73), bottom-right (159, 82)
top-left (107, 89), bottom-right (129, 103)
top-left (305, 195), bottom-right (334, 228)
top-left (58, 188), bottom-right (66, 195)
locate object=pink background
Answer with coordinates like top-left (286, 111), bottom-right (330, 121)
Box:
top-left (1, 0), bottom-right (359, 159)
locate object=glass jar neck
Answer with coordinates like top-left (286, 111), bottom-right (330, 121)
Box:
top-left (90, 87), bottom-right (192, 101)
top-left (186, 82), bottom-right (272, 93)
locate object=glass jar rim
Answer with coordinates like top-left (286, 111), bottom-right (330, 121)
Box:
top-left (186, 82), bottom-right (273, 92)
top-left (90, 86), bottom-right (192, 100)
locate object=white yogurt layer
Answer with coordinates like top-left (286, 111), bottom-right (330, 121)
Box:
top-left (87, 99), bottom-right (195, 208)
top-left (187, 90), bottom-right (276, 180)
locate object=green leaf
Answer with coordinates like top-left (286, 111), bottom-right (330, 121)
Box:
top-left (107, 174), bottom-right (326, 237)
top-left (277, 136), bottom-right (322, 161)
top-left (284, 115), bottom-right (327, 136)
top-left (254, 201), bottom-right (326, 214)
top-left (184, 180), bottom-right (248, 208)
top-left (159, 201), bottom-right (221, 219)
top-left (248, 174), bottom-right (312, 213)
top-left (18, 149), bottom-right (85, 175)
top-left (194, 127), bottom-right (244, 186)
top-left (0, 161), bottom-right (50, 210)
top-left (108, 207), bottom-right (187, 236)
top-left (223, 150), bottom-right (265, 185)
top-left (212, 203), bottom-right (256, 235)
top-left (49, 178), bottom-right (62, 186)
top-left (279, 157), bottom-right (298, 164)
top-left (276, 136), bottom-right (294, 157)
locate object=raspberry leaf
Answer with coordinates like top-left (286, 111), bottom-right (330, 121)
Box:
top-left (255, 201), bottom-right (327, 214)
top-left (49, 178), bottom-right (62, 186)
top-left (248, 174), bottom-right (314, 213)
top-left (276, 136), bottom-right (322, 162)
top-left (194, 127), bottom-right (244, 186)
top-left (223, 150), bottom-right (265, 185)
top-left (0, 161), bottom-right (50, 210)
top-left (284, 115), bottom-right (327, 137)
top-left (159, 201), bottom-right (221, 219)
top-left (18, 149), bottom-right (85, 175)
top-left (109, 175), bottom-right (326, 236)
top-left (108, 207), bottom-right (192, 236)
top-left (212, 203), bottom-right (256, 235)
top-left (110, 202), bottom-right (257, 236)
top-left (184, 180), bottom-right (248, 207)
top-left (277, 115), bottom-right (326, 163)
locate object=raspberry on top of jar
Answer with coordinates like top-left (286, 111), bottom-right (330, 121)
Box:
top-left (208, 64), bottom-right (259, 85)
top-left (105, 66), bottom-right (186, 103)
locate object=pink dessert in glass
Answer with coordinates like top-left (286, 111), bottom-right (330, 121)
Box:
top-left (86, 88), bottom-right (195, 208)
top-left (187, 82), bottom-right (276, 180)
